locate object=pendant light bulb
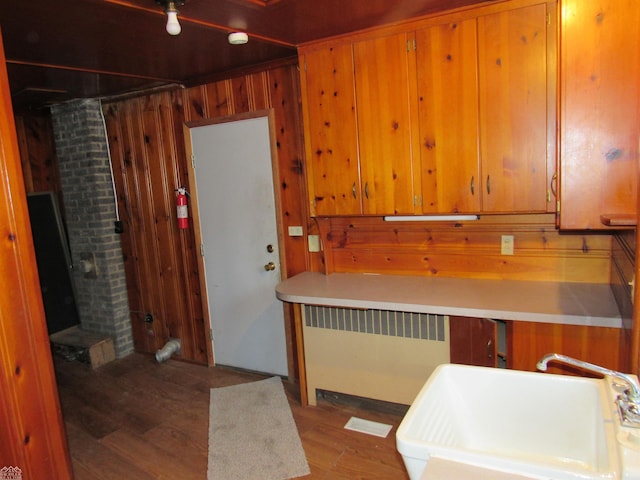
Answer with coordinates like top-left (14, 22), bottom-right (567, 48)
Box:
top-left (165, 2), bottom-right (181, 35)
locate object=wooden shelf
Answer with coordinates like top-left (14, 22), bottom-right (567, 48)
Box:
top-left (600, 214), bottom-right (637, 227)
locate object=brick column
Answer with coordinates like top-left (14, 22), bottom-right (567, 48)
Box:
top-left (50, 99), bottom-right (133, 357)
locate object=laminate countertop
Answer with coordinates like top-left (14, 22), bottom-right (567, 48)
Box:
top-left (275, 272), bottom-right (622, 328)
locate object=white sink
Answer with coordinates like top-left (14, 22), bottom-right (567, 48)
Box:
top-left (396, 364), bottom-right (621, 480)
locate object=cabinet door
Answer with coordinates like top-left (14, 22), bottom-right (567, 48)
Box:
top-left (477, 3), bottom-right (549, 213)
top-left (301, 45), bottom-right (362, 216)
top-left (353, 33), bottom-right (417, 215)
top-left (449, 316), bottom-right (498, 367)
top-left (416, 19), bottom-right (480, 213)
top-left (559, 0), bottom-right (640, 229)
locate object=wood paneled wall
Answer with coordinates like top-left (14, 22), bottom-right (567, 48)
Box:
top-left (15, 113), bottom-right (61, 194)
top-left (0, 44), bottom-right (72, 477)
top-left (102, 62), bottom-right (309, 366)
top-left (14, 112), bottom-right (66, 225)
top-left (14, 62), bottom-right (622, 373)
top-left (509, 322), bottom-right (629, 373)
top-left (314, 214), bottom-right (613, 283)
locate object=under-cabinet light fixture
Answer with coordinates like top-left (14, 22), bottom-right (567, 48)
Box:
top-left (156, 0), bottom-right (185, 35)
top-left (228, 32), bottom-right (249, 45)
top-left (384, 215), bottom-right (480, 222)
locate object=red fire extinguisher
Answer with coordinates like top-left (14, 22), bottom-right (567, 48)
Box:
top-left (176, 187), bottom-right (189, 229)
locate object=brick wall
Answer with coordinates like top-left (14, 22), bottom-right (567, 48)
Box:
top-left (50, 99), bottom-right (133, 357)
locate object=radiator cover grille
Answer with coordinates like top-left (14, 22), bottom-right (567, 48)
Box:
top-left (302, 305), bottom-right (450, 405)
top-left (304, 305), bottom-right (446, 342)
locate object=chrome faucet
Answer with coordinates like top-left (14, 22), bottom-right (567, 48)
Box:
top-left (537, 353), bottom-right (640, 403)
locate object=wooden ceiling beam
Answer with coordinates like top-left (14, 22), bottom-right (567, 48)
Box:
top-left (5, 59), bottom-right (182, 83)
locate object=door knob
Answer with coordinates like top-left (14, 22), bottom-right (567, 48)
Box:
top-left (264, 262), bottom-right (276, 271)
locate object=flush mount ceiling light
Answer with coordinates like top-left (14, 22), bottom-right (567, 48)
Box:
top-left (155, 0), bottom-right (185, 35)
top-left (228, 32), bottom-right (249, 45)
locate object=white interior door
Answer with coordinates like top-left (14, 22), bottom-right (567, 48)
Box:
top-left (189, 115), bottom-right (287, 376)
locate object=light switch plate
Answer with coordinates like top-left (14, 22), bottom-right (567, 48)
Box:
top-left (288, 225), bottom-right (303, 237)
top-left (501, 235), bottom-right (514, 255)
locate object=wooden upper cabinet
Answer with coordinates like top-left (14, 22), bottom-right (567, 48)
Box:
top-left (559, 0), bottom-right (640, 229)
top-left (300, 44), bottom-right (361, 216)
top-left (353, 33), bottom-right (418, 215)
top-left (417, 2), bottom-right (552, 214)
top-left (416, 19), bottom-right (481, 213)
top-left (477, 3), bottom-right (550, 213)
top-left (300, 0), bottom-right (554, 217)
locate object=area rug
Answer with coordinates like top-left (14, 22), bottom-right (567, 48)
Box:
top-left (207, 376), bottom-right (310, 480)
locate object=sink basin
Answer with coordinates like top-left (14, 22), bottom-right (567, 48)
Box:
top-left (396, 364), bottom-right (620, 480)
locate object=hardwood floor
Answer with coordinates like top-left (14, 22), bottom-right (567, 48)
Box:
top-left (54, 353), bottom-right (411, 479)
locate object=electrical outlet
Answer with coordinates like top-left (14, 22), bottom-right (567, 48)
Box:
top-left (501, 235), bottom-right (514, 255)
top-left (308, 235), bottom-right (321, 252)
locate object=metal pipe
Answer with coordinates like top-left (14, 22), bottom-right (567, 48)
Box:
top-left (155, 338), bottom-right (181, 363)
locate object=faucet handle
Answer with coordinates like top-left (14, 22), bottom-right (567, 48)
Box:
top-left (617, 395), bottom-right (640, 428)
top-left (624, 387), bottom-right (640, 404)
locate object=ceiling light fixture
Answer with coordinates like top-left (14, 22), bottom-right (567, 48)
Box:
top-left (156, 0), bottom-right (185, 36)
top-left (228, 32), bottom-right (249, 45)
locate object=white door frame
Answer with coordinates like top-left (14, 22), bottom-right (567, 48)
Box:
top-left (183, 110), bottom-right (289, 373)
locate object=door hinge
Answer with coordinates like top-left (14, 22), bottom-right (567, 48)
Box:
top-left (200, 243), bottom-right (205, 257)
top-left (209, 328), bottom-right (214, 341)
top-left (191, 153), bottom-right (196, 169)
top-left (407, 39), bottom-right (416, 52)
top-left (546, 12), bottom-right (551, 25)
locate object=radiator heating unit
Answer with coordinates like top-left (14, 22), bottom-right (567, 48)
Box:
top-left (302, 305), bottom-right (450, 406)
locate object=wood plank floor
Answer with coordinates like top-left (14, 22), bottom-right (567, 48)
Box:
top-left (55, 353), bottom-right (411, 479)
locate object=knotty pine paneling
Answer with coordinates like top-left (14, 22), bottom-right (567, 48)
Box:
top-left (102, 63), bottom-right (308, 366)
top-left (509, 322), bottom-right (628, 373)
top-left (315, 214), bottom-right (612, 283)
top-left (14, 112), bottom-right (62, 195)
top-left (1, 45), bottom-right (73, 476)
top-left (13, 66), bottom-right (622, 373)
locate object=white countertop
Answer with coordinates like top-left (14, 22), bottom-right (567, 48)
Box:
top-left (275, 272), bottom-right (622, 328)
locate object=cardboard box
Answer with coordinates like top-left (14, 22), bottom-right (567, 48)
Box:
top-left (50, 326), bottom-right (115, 368)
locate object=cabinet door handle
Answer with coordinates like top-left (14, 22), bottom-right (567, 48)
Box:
top-left (470, 176), bottom-right (475, 195)
top-left (364, 182), bottom-right (369, 199)
top-left (486, 175), bottom-right (491, 195)
top-left (486, 339), bottom-right (493, 359)
top-left (352, 182), bottom-right (357, 199)
top-left (550, 172), bottom-right (557, 197)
